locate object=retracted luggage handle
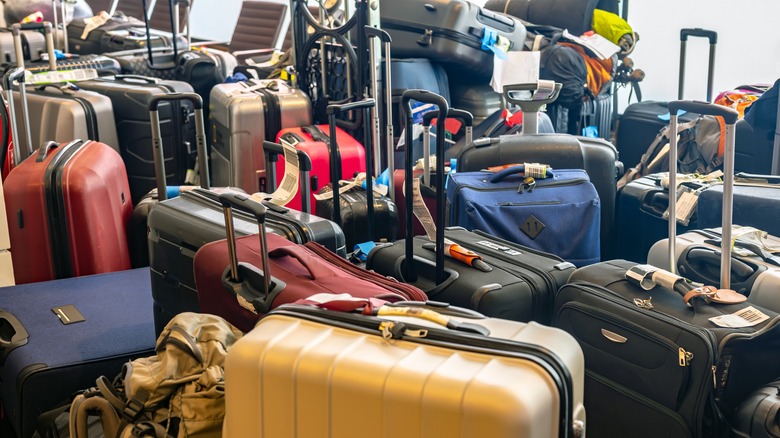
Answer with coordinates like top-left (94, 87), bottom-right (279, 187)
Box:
top-left (365, 26), bottom-right (392, 182)
top-left (421, 109), bottom-right (474, 187)
top-left (148, 92), bottom-right (210, 201)
top-left (678, 28), bottom-right (717, 102)
top-left (3, 67), bottom-right (33, 164)
top-left (325, 99), bottom-right (376, 234)
top-left (503, 82), bottom-right (562, 135)
top-left (262, 140), bottom-right (314, 213)
top-left (401, 89), bottom-right (449, 285)
top-left (667, 100), bottom-right (738, 289)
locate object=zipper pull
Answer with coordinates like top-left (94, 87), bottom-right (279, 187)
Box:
top-left (417, 29), bottom-right (433, 47)
top-left (678, 348), bottom-right (693, 366)
top-left (711, 365), bottom-right (717, 388)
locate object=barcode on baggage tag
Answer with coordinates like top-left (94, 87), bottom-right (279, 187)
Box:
top-left (28, 68), bottom-right (98, 84)
top-left (709, 306), bottom-right (769, 328)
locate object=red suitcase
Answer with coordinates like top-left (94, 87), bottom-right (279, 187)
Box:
top-left (4, 68), bottom-right (132, 284)
top-left (275, 124), bottom-right (365, 214)
top-left (193, 192), bottom-right (426, 333)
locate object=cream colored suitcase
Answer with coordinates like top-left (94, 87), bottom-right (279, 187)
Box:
top-left (224, 302), bottom-right (586, 438)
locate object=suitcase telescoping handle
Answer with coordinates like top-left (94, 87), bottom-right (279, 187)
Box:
top-left (148, 92), bottom-right (210, 201)
top-left (365, 26), bottom-right (393, 182)
top-left (262, 140), bottom-right (314, 213)
top-left (678, 28), bottom-right (717, 102)
top-left (325, 99), bottom-right (376, 232)
top-left (401, 89), bottom-right (449, 284)
top-left (502, 82), bottom-right (562, 135)
top-left (667, 100), bottom-right (738, 289)
top-left (12, 22), bottom-right (56, 72)
top-left (421, 109), bottom-right (474, 187)
top-left (3, 67), bottom-right (33, 164)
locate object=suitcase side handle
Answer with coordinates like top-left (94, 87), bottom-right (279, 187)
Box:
top-left (0, 309), bottom-right (29, 367)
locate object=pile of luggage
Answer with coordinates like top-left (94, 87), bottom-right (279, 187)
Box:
top-left (0, 1), bottom-right (779, 437)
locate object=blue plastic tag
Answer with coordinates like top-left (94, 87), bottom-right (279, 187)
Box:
top-left (353, 241), bottom-right (376, 262)
top-left (657, 109), bottom-right (688, 121)
top-left (411, 101), bottom-right (436, 124)
top-left (166, 186), bottom-right (181, 198)
top-left (582, 125), bottom-right (599, 138)
top-left (481, 28), bottom-right (508, 60)
top-left (376, 168), bottom-right (391, 187)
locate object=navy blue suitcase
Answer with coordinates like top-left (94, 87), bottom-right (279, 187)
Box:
top-left (0, 269), bottom-right (156, 438)
top-left (697, 175), bottom-right (780, 237)
top-left (447, 167), bottom-right (601, 266)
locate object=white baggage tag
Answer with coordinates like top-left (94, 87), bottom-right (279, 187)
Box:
top-left (709, 306), bottom-right (769, 328)
top-left (663, 186), bottom-right (699, 226)
top-left (490, 50), bottom-right (540, 94)
top-left (26, 68), bottom-right (99, 85)
top-left (251, 138), bottom-right (299, 206)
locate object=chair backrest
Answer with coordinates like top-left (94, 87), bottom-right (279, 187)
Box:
top-left (148, 0), bottom-right (189, 35)
top-left (229, 0), bottom-right (289, 52)
top-left (87, 0), bottom-right (116, 14)
top-left (113, 0), bottom-right (149, 21)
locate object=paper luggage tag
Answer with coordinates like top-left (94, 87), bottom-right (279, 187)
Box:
top-left (663, 186), bottom-right (700, 226)
top-left (490, 51), bottom-right (540, 94)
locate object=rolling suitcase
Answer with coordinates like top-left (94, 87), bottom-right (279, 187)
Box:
top-left (732, 378), bottom-right (780, 438)
top-left (76, 75), bottom-right (196, 204)
top-left (210, 79), bottom-right (312, 194)
top-left (616, 28), bottom-right (715, 170)
top-left (3, 67), bottom-right (132, 285)
top-left (455, 82), bottom-right (621, 258)
top-left (367, 89), bottom-right (576, 324)
top-left (696, 174), bottom-right (780, 238)
top-left (0, 268), bottom-right (156, 438)
top-left (554, 101), bottom-right (780, 438)
top-left (223, 300), bottom-right (586, 437)
top-left (66, 11), bottom-right (187, 55)
top-left (381, 0), bottom-right (526, 80)
top-left (193, 192), bottom-right (427, 333)
top-left (141, 94), bottom-right (343, 335)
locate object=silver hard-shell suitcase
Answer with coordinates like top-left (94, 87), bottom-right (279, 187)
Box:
top-left (224, 301), bottom-right (586, 438)
top-left (210, 79), bottom-right (312, 193)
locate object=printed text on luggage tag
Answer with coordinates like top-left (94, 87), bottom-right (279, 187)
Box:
top-left (709, 306), bottom-right (769, 328)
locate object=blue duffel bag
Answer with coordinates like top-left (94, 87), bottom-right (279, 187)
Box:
top-left (446, 165), bottom-right (601, 266)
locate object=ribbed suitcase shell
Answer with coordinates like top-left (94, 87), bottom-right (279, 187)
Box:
top-left (224, 306), bottom-right (586, 438)
top-left (211, 80), bottom-right (312, 193)
top-left (4, 140), bottom-right (132, 284)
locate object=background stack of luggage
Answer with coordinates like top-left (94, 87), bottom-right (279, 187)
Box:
top-left (0, 0), bottom-right (779, 437)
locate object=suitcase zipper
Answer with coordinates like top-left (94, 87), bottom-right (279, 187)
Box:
top-left (497, 201), bottom-right (562, 206)
top-left (586, 370), bottom-right (693, 437)
top-left (71, 96), bottom-right (99, 141)
top-left (304, 241), bottom-right (428, 301)
top-left (561, 301), bottom-right (692, 407)
top-left (451, 177), bottom-right (590, 216)
top-left (383, 20), bottom-right (485, 52)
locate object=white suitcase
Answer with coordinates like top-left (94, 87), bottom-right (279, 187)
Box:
top-left (648, 226), bottom-right (780, 313)
top-left (223, 302), bottom-right (586, 438)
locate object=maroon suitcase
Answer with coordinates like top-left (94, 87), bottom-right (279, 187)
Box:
top-left (3, 68), bottom-right (132, 284)
top-left (193, 192), bottom-right (427, 333)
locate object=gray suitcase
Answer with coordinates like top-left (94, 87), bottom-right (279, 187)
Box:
top-left (210, 79), bottom-right (312, 193)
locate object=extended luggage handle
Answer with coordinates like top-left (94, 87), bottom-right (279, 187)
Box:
top-left (218, 192), bottom-right (286, 315)
top-left (401, 90), bottom-right (449, 285)
top-left (12, 22), bottom-right (56, 72)
top-left (502, 82), bottom-right (562, 135)
top-left (421, 109), bottom-right (474, 187)
top-left (3, 67), bottom-right (33, 164)
top-left (667, 100), bottom-right (739, 290)
top-left (678, 28), bottom-right (717, 101)
top-left (262, 140), bottom-right (313, 213)
top-left (325, 99), bottom-right (376, 234)
top-left (148, 92), bottom-right (209, 201)
top-left (365, 26), bottom-right (393, 183)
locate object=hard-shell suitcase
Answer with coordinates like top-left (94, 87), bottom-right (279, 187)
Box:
top-left (193, 192), bottom-right (427, 332)
top-left (4, 67), bottom-right (133, 285)
top-left (616, 28), bottom-right (716, 170)
top-left (210, 79), bottom-right (312, 194)
top-left (276, 124), bottom-right (365, 214)
top-left (381, 0), bottom-right (526, 80)
top-left (732, 379), bottom-right (780, 438)
top-left (367, 89), bottom-right (576, 324)
top-left (0, 268), bottom-right (156, 438)
top-left (555, 101), bottom-right (780, 438)
top-left (76, 75), bottom-right (196, 204)
top-left (455, 82), bottom-right (621, 258)
top-left (223, 301), bottom-right (586, 437)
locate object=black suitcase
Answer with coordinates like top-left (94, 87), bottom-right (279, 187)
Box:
top-left (454, 83), bottom-right (621, 258)
top-left (366, 89), bottom-right (575, 324)
top-left (616, 28), bottom-right (716, 170)
top-left (697, 174), bottom-right (780, 238)
top-left (0, 269), bottom-right (156, 438)
top-left (732, 379), bottom-right (780, 438)
top-left (381, 0), bottom-right (526, 81)
top-left (66, 11), bottom-right (187, 55)
top-left (77, 75), bottom-right (196, 205)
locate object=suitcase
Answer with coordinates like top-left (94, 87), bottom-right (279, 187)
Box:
top-left (381, 0), bottom-right (526, 80)
top-left (484, 0), bottom-right (602, 37)
top-left (697, 174), bottom-right (780, 238)
top-left (616, 28), bottom-right (716, 170)
top-left (554, 101), bottom-right (780, 438)
top-left (276, 125), bottom-right (366, 214)
top-left (455, 82), bottom-right (621, 259)
top-left (0, 268), bottom-right (156, 438)
top-left (75, 75), bottom-right (196, 205)
top-left (66, 11), bottom-right (187, 55)
top-left (223, 301), bottom-right (586, 438)
top-left (193, 192), bottom-right (427, 333)
top-left (732, 379), bottom-right (780, 438)
top-left (447, 167), bottom-right (601, 267)
top-left (141, 94), bottom-right (343, 335)
top-left (0, 27), bottom-right (46, 63)
top-left (4, 67), bottom-right (133, 285)
top-left (451, 83), bottom-right (501, 127)
top-left (367, 89), bottom-right (576, 324)
top-left (210, 79), bottom-right (312, 194)
top-left (615, 173), bottom-right (709, 263)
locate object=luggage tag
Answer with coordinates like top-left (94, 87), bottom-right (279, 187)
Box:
top-left (395, 102), bottom-right (437, 149)
top-left (25, 68), bottom-right (99, 85)
top-left (663, 185), bottom-right (701, 226)
top-left (251, 137), bottom-right (300, 206)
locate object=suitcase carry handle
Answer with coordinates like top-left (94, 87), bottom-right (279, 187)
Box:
top-left (489, 164), bottom-right (553, 183)
top-left (11, 22), bottom-right (56, 72)
top-left (115, 75), bottom-right (160, 84)
top-left (0, 309), bottom-right (29, 366)
top-left (421, 109), bottom-right (474, 187)
top-left (503, 82), bottom-right (562, 134)
top-left (373, 305), bottom-right (491, 336)
top-left (401, 90), bottom-right (449, 285)
top-left (148, 92), bottom-right (210, 201)
top-left (325, 99), bottom-right (376, 235)
top-left (667, 101), bottom-right (738, 289)
top-left (678, 28), bottom-right (717, 101)
top-left (366, 26), bottom-right (395, 200)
